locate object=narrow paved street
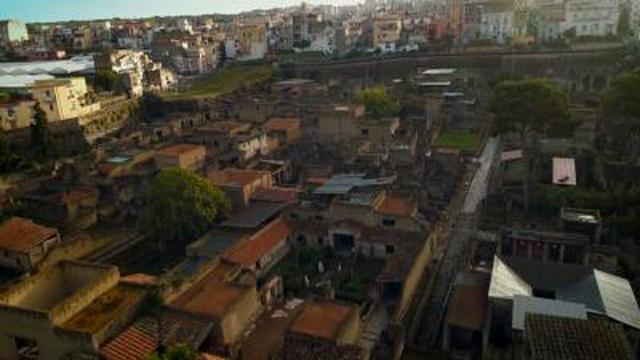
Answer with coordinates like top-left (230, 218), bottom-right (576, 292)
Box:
top-left (412, 137), bottom-right (499, 350)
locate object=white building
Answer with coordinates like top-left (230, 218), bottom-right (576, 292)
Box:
top-left (481, 2), bottom-right (517, 43)
top-left (563, 0), bottom-right (619, 37)
top-left (534, 0), bottom-right (619, 41)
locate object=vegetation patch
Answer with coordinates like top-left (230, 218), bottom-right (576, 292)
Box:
top-left (161, 63), bottom-right (276, 100)
top-left (62, 284), bottom-right (145, 333)
top-left (433, 131), bottom-right (480, 152)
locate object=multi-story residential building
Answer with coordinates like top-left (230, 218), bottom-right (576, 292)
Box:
top-left (94, 50), bottom-right (149, 76)
top-left (145, 66), bottom-right (177, 92)
top-left (172, 46), bottom-right (215, 75)
top-left (461, 0), bottom-right (490, 41)
top-left (227, 20), bottom-right (268, 61)
top-left (564, 0), bottom-right (619, 37)
top-left (28, 78), bottom-right (101, 122)
top-left (268, 17), bottom-right (294, 53)
top-left (72, 26), bottom-right (93, 52)
top-left (632, 0), bottom-right (640, 35)
top-left (481, 2), bottom-right (517, 43)
top-left (335, 17), bottom-right (365, 55)
top-left (0, 19), bottom-right (29, 50)
top-left (535, 0), bottom-right (567, 40)
top-left (372, 14), bottom-right (403, 52)
top-left (534, 0), bottom-right (619, 40)
top-left (153, 32), bottom-right (218, 74)
top-left (0, 96), bottom-right (35, 131)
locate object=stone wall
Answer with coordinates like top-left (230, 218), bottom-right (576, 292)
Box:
top-left (290, 49), bottom-right (621, 88)
top-left (81, 96), bottom-right (142, 144)
top-left (220, 285), bottom-right (259, 345)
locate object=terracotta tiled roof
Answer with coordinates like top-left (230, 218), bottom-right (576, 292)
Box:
top-left (175, 281), bottom-right (250, 318)
top-left (374, 193), bottom-right (416, 217)
top-left (279, 336), bottom-right (364, 360)
top-left (120, 273), bottom-right (158, 286)
top-left (101, 310), bottom-right (213, 360)
top-left (446, 284), bottom-right (489, 331)
top-left (157, 143), bottom-right (205, 157)
top-left (305, 177), bottom-right (329, 186)
top-left (171, 261), bottom-right (236, 304)
top-left (290, 300), bottom-right (357, 341)
top-left (203, 120), bottom-right (250, 133)
top-left (171, 260), bottom-right (251, 318)
top-left (224, 218), bottom-right (291, 266)
top-left (264, 118), bottom-right (301, 131)
top-left (0, 217), bottom-right (58, 253)
top-left (252, 187), bottom-right (299, 204)
top-left (208, 168), bottom-right (270, 188)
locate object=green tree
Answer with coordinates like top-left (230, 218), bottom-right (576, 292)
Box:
top-left (491, 78), bottom-right (572, 211)
top-left (602, 67), bottom-right (640, 137)
top-left (30, 103), bottom-right (51, 159)
top-left (141, 168), bottom-right (229, 246)
top-left (145, 344), bottom-right (198, 360)
top-left (355, 86), bottom-right (400, 118)
top-left (618, 2), bottom-right (631, 37)
top-left (602, 67), bottom-right (640, 175)
top-left (95, 69), bottom-right (121, 93)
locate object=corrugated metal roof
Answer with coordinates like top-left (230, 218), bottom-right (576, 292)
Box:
top-left (488, 256), bottom-right (532, 299)
top-left (595, 270), bottom-right (640, 330)
top-left (0, 74), bottom-right (55, 88)
top-left (512, 295), bottom-right (587, 330)
top-left (422, 68), bottom-right (457, 75)
top-left (313, 174), bottom-right (396, 195)
top-left (490, 256), bottom-right (640, 330)
top-left (0, 56), bottom-right (94, 76)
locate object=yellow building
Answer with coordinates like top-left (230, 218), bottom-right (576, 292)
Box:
top-left (373, 15), bottom-right (402, 52)
top-left (0, 97), bottom-right (35, 131)
top-left (28, 77), bottom-right (101, 122)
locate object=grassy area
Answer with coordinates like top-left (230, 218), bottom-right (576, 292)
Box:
top-left (433, 131), bottom-right (480, 152)
top-left (161, 63), bottom-right (276, 100)
top-left (272, 247), bottom-right (384, 303)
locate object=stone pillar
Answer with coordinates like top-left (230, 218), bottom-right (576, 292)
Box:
top-left (559, 245), bottom-right (565, 263)
top-left (442, 323), bottom-right (450, 351)
top-left (0, 335), bottom-right (19, 360)
top-left (526, 242), bottom-right (533, 260)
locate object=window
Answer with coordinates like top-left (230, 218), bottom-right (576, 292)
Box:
top-left (318, 237), bottom-right (324, 246)
top-left (360, 128), bottom-right (369, 136)
top-left (382, 218), bottom-right (396, 227)
top-left (290, 212), bottom-right (299, 219)
top-left (49, 104), bottom-right (54, 111)
top-left (314, 215), bottom-right (324, 221)
top-left (385, 245), bottom-right (395, 254)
